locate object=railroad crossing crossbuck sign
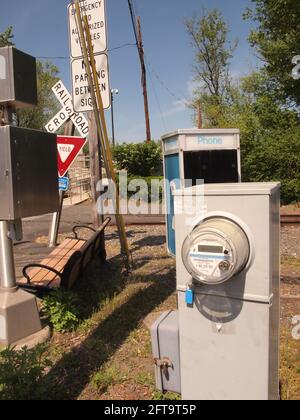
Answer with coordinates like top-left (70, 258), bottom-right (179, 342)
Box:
top-left (45, 80), bottom-right (89, 138)
top-left (57, 135), bottom-right (87, 178)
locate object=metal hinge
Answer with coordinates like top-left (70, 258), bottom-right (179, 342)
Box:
top-left (154, 357), bottom-right (173, 377)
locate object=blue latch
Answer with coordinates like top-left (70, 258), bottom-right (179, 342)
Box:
top-left (185, 288), bottom-right (194, 306)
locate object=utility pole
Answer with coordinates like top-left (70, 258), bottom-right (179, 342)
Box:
top-left (197, 101), bottom-right (203, 129)
top-left (127, 0), bottom-right (151, 142)
top-left (136, 16), bottom-right (151, 142)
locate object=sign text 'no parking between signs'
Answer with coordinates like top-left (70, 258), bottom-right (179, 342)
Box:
top-left (68, 0), bottom-right (107, 59)
top-left (71, 53), bottom-right (110, 112)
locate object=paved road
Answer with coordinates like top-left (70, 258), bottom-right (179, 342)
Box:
top-left (22, 201), bottom-right (165, 242)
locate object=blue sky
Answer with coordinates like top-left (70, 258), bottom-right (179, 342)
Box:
top-left (1, 0), bottom-right (259, 142)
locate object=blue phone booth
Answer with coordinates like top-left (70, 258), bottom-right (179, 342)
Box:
top-left (162, 129), bottom-right (241, 255)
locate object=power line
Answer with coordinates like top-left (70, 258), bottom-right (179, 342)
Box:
top-left (145, 56), bottom-right (189, 104)
top-left (127, 0), bottom-right (139, 48)
top-left (37, 42), bottom-right (136, 60)
top-left (146, 60), bottom-right (167, 132)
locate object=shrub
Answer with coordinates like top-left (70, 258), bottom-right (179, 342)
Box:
top-left (242, 127), bottom-right (300, 204)
top-left (41, 290), bottom-right (80, 333)
top-left (113, 141), bottom-right (162, 176)
top-left (0, 345), bottom-right (51, 400)
top-left (117, 175), bottom-right (164, 203)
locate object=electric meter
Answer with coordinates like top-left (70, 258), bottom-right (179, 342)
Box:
top-left (181, 218), bottom-right (250, 285)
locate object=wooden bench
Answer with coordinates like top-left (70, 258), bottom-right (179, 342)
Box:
top-left (18, 217), bottom-right (111, 296)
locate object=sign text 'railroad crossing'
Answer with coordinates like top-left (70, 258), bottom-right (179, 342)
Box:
top-left (45, 80), bottom-right (89, 138)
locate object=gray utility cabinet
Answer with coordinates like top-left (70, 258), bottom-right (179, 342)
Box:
top-left (151, 311), bottom-right (181, 394)
top-left (174, 183), bottom-right (280, 400)
top-left (0, 47), bottom-right (37, 108)
top-left (0, 126), bottom-right (59, 220)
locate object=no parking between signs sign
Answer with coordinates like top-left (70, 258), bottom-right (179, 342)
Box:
top-left (71, 54), bottom-right (110, 112)
top-left (57, 136), bottom-right (87, 178)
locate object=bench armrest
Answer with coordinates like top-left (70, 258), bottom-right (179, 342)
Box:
top-left (71, 218), bottom-right (111, 239)
top-left (71, 225), bottom-right (96, 239)
top-left (22, 264), bottom-right (62, 287)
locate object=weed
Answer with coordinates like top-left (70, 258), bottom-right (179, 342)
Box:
top-left (0, 345), bottom-right (52, 400)
top-left (152, 390), bottom-right (181, 401)
top-left (91, 365), bottom-right (127, 392)
top-left (136, 372), bottom-right (154, 387)
top-left (41, 289), bottom-right (80, 333)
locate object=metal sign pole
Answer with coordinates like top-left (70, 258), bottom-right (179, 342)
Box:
top-left (48, 190), bottom-right (65, 248)
top-left (48, 120), bottom-right (75, 247)
top-left (0, 106), bottom-right (16, 289)
top-left (0, 222), bottom-right (16, 290)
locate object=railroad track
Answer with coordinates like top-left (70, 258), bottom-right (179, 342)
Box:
top-left (281, 214), bottom-right (300, 224)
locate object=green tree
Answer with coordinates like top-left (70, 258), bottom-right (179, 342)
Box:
top-left (245, 0), bottom-right (300, 107)
top-left (185, 9), bottom-right (238, 126)
top-left (17, 61), bottom-right (60, 130)
top-left (0, 26), bottom-right (14, 47)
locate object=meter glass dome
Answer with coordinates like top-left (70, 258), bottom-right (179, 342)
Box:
top-left (181, 218), bottom-right (250, 285)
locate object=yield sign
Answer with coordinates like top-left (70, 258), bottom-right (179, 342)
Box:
top-left (57, 135), bottom-right (86, 177)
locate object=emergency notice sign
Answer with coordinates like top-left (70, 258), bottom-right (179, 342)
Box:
top-left (68, 0), bottom-right (107, 59)
top-left (71, 54), bottom-right (110, 112)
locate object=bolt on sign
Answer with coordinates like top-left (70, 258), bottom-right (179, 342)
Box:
top-left (68, 0), bottom-right (107, 59)
top-left (71, 53), bottom-right (110, 112)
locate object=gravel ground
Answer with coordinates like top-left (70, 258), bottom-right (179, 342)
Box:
top-left (281, 225), bottom-right (300, 258)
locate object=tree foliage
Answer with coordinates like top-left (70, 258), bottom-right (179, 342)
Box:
top-left (17, 61), bottom-right (60, 130)
top-left (0, 27), bottom-right (60, 130)
top-left (245, 0), bottom-right (300, 107)
top-left (185, 9), bottom-right (238, 126)
top-left (0, 26), bottom-right (14, 47)
top-left (185, 6), bottom-right (300, 204)
top-left (113, 141), bottom-right (162, 177)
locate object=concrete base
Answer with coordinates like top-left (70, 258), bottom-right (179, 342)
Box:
top-left (0, 287), bottom-right (45, 347)
top-left (10, 326), bottom-right (51, 350)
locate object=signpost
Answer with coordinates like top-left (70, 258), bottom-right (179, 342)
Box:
top-left (71, 53), bottom-right (110, 112)
top-left (68, 0), bottom-right (107, 59)
top-left (58, 176), bottom-right (70, 192)
top-left (57, 135), bottom-right (87, 177)
top-left (49, 135), bottom-right (86, 247)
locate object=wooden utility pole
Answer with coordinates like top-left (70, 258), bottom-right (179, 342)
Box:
top-left (127, 1), bottom-right (151, 142)
top-left (197, 101), bottom-right (203, 129)
top-left (136, 16), bottom-right (151, 142)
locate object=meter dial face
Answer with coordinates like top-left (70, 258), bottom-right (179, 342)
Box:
top-left (182, 218), bottom-right (250, 285)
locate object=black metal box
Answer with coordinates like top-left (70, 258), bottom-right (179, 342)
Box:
top-left (0, 47), bottom-right (37, 108)
top-left (0, 126), bottom-right (59, 220)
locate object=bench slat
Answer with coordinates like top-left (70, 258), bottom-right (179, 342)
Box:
top-left (25, 239), bottom-right (77, 281)
top-left (21, 239), bottom-right (85, 286)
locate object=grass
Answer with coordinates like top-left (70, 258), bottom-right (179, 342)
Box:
top-left (281, 255), bottom-right (300, 271)
top-left (280, 328), bottom-right (300, 400)
top-left (91, 365), bottom-right (128, 392)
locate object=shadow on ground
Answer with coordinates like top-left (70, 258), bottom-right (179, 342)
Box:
top-left (39, 252), bottom-right (176, 400)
